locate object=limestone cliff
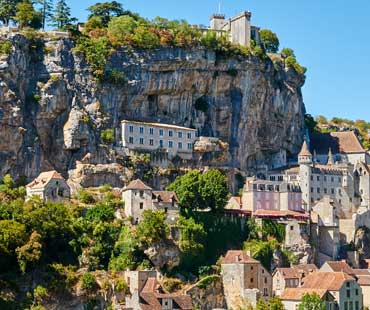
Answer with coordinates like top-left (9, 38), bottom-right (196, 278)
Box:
top-left (0, 33), bottom-right (306, 180)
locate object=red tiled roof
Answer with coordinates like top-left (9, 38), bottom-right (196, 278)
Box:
top-left (124, 179), bottom-right (152, 191)
top-left (310, 131), bottom-right (365, 155)
top-left (301, 272), bottom-right (354, 291)
top-left (26, 170), bottom-right (65, 189)
top-left (324, 261), bottom-right (354, 275)
top-left (281, 288), bottom-right (328, 301)
top-left (152, 191), bottom-right (178, 203)
top-left (275, 268), bottom-right (300, 279)
top-left (357, 276), bottom-right (370, 286)
top-left (221, 250), bottom-right (259, 264)
top-left (294, 264), bottom-right (318, 274)
top-left (253, 209), bottom-right (310, 219)
top-left (353, 269), bottom-right (370, 276)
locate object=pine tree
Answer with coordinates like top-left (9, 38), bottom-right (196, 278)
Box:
top-left (35, 0), bottom-right (53, 29)
top-left (50, 0), bottom-right (75, 30)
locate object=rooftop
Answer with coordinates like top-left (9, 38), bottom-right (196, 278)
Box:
top-left (323, 261), bottom-right (354, 275)
top-left (152, 191), bottom-right (178, 203)
top-left (121, 119), bottom-right (197, 131)
top-left (26, 170), bottom-right (65, 189)
top-left (298, 140), bottom-right (312, 157)
top-left (253, 209), bottom-right (309, 220)
top-left (310, 131), bottom-right (365, 155)
top-left (124, 179), bottom-right (153, 191)
top-left (281, 288), bottom-right (329, 301)
top-left (221, 250), bottom-right (259, 264)
top-left (301, 271), bottom-right (354, 291)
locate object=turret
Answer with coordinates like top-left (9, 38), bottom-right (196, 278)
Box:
top-left (210, 14), bottom-right (225, 30)
top-left (327, 148), bottom-right (334, 165)
top-left (298, 140), bottom-right (312, 165)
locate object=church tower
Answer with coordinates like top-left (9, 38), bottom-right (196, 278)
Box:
top-left (298, 140), bottom-right (313, 165)
top-left (298, 139), bottom-right (313, 208)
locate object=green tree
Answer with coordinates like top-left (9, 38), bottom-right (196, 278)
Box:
top-left (132, 25), bottom-right (160, 49)
top-left (35, 0), bottom-right (53, 29)
top-left (87, 1), bottom-right (124, 26)
top-left (0, 0), bottom-right (21, 26)
top-left (281, 47), bottom-right (295, 58)
top-left (256, 298), bottom-right (268, 310)
top-left (299, 293), bottom-right (326, 310)
top-left (269, 296), bottom-right (284, 310)
top-left (305, 113), bottom-right (318, 133)
top-left (136, 210), bottom-right (169, 246)
top-left (200, 169), bottom-right (228, 211)
top-left (259, 29), bottom-right (279, 53)
top-left (107, 15), bottom-right (137, 45)
top-left (51, 0), bottom-right (76, 30)
top-left (14, 0), bottom-right (42, 29)
top-left (16, 231), bottom-right (42, 273)
top-left (0, 220), bottom-right (27, 256)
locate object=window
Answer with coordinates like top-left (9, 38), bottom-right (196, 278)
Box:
top-left (331, 177), bottom-right (334, 182)
top-left (139, 138), bottom-right (144, 145)
top-left (317, 188), bottom-right (320, 193)
top-left (178, 131), bottom-right (182, 138)
top-left (168, 141), bottom-right (173, 148)
top-left (139, 202), bottom-right (144, 209)
top-left (290, 225), bottom-right (294, 230)
top-left (251, 266), bottom-right (253, 270)
top-left (346, 289), bottom-right (350, 298)
top-left (129, 137), bottom-right (134, 144)
top-left (250, 277), bottom-right (253, 283)
top-left (139, 126), bottom-right (144, 134)
top-left (187, 143), bottom-right (192, 150)
top-left (129, 125), bottom-right (134, 133)
top-left (324, 176), bottom-right (327, 181)
top-left (169, 130), bottom-right (173, 137)
top-left (338, 177), bottom-right (341, 182)
top-left (149, 139), bottom-right (154, 146)
top-left (331, 188), bottom-right (335, 194)
top-left (159, 140), bottom-right (163, 148)
top-left (140, 191), bottom-right (144, 198)
top-left (355, 301), bottom-right (359, 310)
top-left (311, 176), bottom-right (313, 181)
top-left (159, 129), bottom-right (164, 136)
top-left (263, 287), bottom-right (268, 296)
top-left (344, 301), bottom-right (348, 310)
top-left (355, 288), bottom-right (359, 296)
top-left (311, 187), bottom-right (314, 193)
top-left (264, 277), bottom-right (267, 284)
top-left (187, 132), bottom-right (192, 139)
top-left (346, 282), bottom-right (350, 287)
top-left (178, 142), bottom-right (182, 149)
top-left (149, 128), bottom-right (154, 135)
top-left (317, 176), bottom-right (320, 181)
top-left (324, 188), bottom-right (327, 194)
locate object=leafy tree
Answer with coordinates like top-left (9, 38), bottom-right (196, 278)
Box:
top-left (0, 0), bottom-right (21, 26)
top-left (101, 128), bottom-right (115, 144)
top-left (316, 115), bottom-right (328, 124)
top-left (299, 293), bottom-right (326, 310)
top-left (16, 231), bottom-right (42, 273)
top-left (281, 47), bottom-right (295, 58)
top-left (269, 296), bottom-right (284, 310)
top-left (259, 29), bottom-right (279, 53)
top-left (107, 15), bottom-right (137, 45)
top-left (85, 204), bottom-right (115, 222)
top-left (0, 220), bottom-right (27, 256)
top-left (14, 0), bottom-right (42, 29)
top-left (256, 298), bottom-right (268, 310)
top-left (51, 0), bottom-right (76, 30)
top-left (136, 210), bottom-right (169, 246)
top-left (201, 169), bottom-right (228, 211)
top-left (244, 238), bottom-right (279, 271)
top-left (132, 25), bottom-right (160, 49)
top-left (87, 1), bottom-right (125, 25)
top-left (304, 113), bottom-right (318, 133)
top-left (80, 272), bottom-right (97, 290)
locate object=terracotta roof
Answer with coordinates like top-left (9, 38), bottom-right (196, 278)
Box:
top-left (324, 261), bottom-right (354, 275)
top-left (221, 250), bottom-right (259, 264)
top-left (26, 170), bottom-right (65, 189)
top-left (275, 268), bottom-right (300, 279)
top-left (294, 264), bottom-right (318, 274)
top-left (152, 191), bottom-right (178, 203)
top-left (124, 179), bottom-right (152, 191)
top-left (253, 209), bottom-right (310, 219)
top-left (298, 140), bottom-right (312, 157)
top-left (274, 264), bottom-right (318, 280)
top-left (301, 272), bottom-right (354, 291)
top-left (310, 131), bottom-right (365, 155)
top-left (357, 276), bottom-right (370, 286)
top-left (281, 288), bottom-right (329, 301)
top-left (353, 269), bottom-right (370, 276)
top-left (139, 277), bottom-right (192, 310)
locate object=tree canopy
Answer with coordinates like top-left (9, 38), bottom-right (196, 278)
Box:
top-left (87, 1), bottom-right (125, 25)
top-left (259, 29), bottom-right (280, 53)
top-left (299, 293), bottom-right (327, 310)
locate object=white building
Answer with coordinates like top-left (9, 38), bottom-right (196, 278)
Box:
top-left (121, 120), bottom-right (197, 160)
top-left (122, 179), bottom-right (180, 225)
top-left (26, 170), bottom-right (70, 202)
top-left (209, 11), bottom-right (260, 47)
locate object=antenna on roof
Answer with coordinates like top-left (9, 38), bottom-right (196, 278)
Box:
top-left (218, 0), bottom-right (222, 14)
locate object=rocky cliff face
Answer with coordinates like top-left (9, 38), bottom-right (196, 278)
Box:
top-left (0, 33), bottom-right (306, 180)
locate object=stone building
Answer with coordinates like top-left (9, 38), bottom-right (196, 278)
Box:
top-left (301, 271), bottom-right (363, 310)
top-left (221, 250), bottom-right (272, 308)
top-left (280, 288), bottom-right (335, 310)
top-left (121, 120), bottom-right (197, 160)
top-left (124, 270), bottom-right (192, 310)
top-left (209, 11), bottom-right (260, 47)
top-left (320, 261), bottom-right (355, 275)
top-left (272, 264), bottom-right (318, 296)
top-left (122, 179), bottom-right (179, 224)
top-left (26, 170), bottom-right (70, 202)
top-left (353, 269), bottom-right (370, 309)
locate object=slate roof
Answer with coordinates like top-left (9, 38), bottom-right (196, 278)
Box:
top-left (301, 272), bottom-right (354, 291)
top-left (310, 131), bottom-right (365, 155)
top-left (281, 288), bottom-right (329, 301)
top-left (124, 179), bottom-right (152, 191)
top-left (26, 170), bottom-right (65, 189)
top-left (221, 250), bottom-right (259, 264)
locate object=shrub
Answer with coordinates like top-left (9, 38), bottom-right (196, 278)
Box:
top-left (77, 189), bottom-right (95, 204)
top-left (80, 272), bottom-right (97, 290)
top-left (196, 275), bottom-right (219, 289)
top-left (132, 26), bottom-right (160, 49)
top-left (114, 278), bottom-right (127, 292)
top-left (285, 55), bottom-right (307, 75)
top-left (281, 47), bottom-right (295, 58)
top-left (162, 277), bottom-right (182, 293)
top-left (101, 129), bottom-right (114, 144)
top-left (259, 29), bottom-right (279, 53)
top-left (101, 69), bottom-right (128, 84)
top-left (194, 96), bottom-right (208, 112)
top-left (0, 41), bottom-right (12, 56)
top-left (33, 285), bottom-right (48, 303)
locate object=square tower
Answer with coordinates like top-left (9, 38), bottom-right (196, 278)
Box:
top-left (210, 14), bottom-right (226, 30)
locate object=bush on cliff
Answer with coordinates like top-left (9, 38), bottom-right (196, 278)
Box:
top-left (259, 29), bottom-right (279, 53)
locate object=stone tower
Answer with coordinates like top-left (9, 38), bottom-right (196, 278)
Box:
top-left (298, 140), bottom-right (313, 208)
top-left (327, 148), bottom-right (334, 165)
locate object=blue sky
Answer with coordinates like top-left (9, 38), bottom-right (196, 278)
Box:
top-left (69, 0), bottom-right (370, 121)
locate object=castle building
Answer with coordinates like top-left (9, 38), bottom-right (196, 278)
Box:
top-left (26, 170), bottom-right (70, 202)
top-left (221, 250), bottom-right (272, 308)
top-left (122, 179), bottom-right (180, 225)
top-left (209, 11), bottom-right (260, 47)
top-left (121, 120), bottom-right (197, 160)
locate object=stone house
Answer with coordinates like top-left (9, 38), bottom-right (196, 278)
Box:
top-left (124, 270), bottom-right (192, 310)
top-left (280, 288), bottom-right (335, 310)
top-left (272, 264), bottom-right (318, 296)
top-left (26, 170), bottom-right (70, 202)
top-left (353, 269), bottom-right (370, 308)
top-left (122, 179), bottom-right (179, 224)
top-left (221, 250), bottom-right (272, 308)
top-left (301, 271), bottom-right (363, 310)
